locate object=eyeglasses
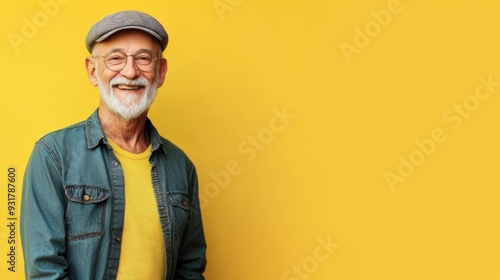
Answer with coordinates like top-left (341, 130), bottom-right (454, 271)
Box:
top-left (94, 51), bottom-right (161, 72)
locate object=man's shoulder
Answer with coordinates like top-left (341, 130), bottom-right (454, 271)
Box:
top-left (159, 136), bottom-right (189, 157)
top-left (37, 120), bottom-right (87, 146)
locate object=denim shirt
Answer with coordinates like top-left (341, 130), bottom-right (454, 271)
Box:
top-left (21, 110), bottom-right (207, 280)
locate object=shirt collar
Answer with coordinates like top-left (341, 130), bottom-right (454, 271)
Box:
top-left (84, 109), bottom-right (166, 154)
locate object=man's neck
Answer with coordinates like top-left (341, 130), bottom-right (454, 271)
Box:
top-left (98, 106), bottom-right (151, 154)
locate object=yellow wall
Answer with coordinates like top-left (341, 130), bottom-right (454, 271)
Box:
top-left (1, 0), bottom-right (500, 279)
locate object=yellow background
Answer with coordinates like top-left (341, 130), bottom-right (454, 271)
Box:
top-left (1, 0), bottom-right (499, 279)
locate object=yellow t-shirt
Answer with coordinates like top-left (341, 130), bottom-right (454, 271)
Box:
top-left (108, 139), bottom-right (166, 280)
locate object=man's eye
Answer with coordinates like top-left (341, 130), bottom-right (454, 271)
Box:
top-left (107, 55), bottom-right (124, 62)
top-left (136, 55), bottom-right (152, 62)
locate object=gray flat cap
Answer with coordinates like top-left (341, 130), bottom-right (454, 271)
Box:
top-left (85, 10), bottom-right (168, 53)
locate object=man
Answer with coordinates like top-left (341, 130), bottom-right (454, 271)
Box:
top-left (21, 10), bottom-right (207, 280)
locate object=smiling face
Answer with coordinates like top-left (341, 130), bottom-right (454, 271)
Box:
top-left (86, 29), bottom-right (167, 121)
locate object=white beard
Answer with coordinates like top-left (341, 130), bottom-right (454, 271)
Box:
top-left (97, 71), bottom-right (158, 121)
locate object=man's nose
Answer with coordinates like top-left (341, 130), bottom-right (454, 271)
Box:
top-left (119, 56), bottom-right (140, 79)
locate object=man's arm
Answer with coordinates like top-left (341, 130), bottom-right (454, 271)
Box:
top-left (21, 141), bottom-right (69, 279)
top-left (174, 165), bottom-right (207, 279)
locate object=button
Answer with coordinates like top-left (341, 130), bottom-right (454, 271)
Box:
top-left (113, 162), bottom-right (119, 166)
top-left (115, 237), bottom-right (121, 242)
top-left (83, 194), bottom-right (90, 201)
top-left (182, 199), bottom-right (188, 207)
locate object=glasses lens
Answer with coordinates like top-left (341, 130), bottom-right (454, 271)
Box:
top-left (134, 52), bottom-right (155, 71)
top-left (102, 51), bottom-right (157, 72)
top-left (104, 52), bottom-right (127, 71)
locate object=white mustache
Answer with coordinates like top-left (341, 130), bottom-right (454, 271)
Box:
top-left (109, 76), bottom-right (149, 88)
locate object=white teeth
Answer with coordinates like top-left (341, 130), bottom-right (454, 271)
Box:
top-left (116, 84), bottom-right (141, 90)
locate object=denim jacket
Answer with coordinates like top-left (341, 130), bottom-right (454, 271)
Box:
top-left (21, 110), bottom-right (207, 280)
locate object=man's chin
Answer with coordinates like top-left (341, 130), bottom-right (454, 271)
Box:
top-left (111, 107), bottom-right (147, 121)
top-left (109, 96), bottom-right (153, 121)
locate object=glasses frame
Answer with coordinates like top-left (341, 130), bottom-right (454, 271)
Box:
top-left (93, 50), bottom-right (162, 72)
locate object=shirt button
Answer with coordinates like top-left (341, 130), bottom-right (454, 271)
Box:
top-left (182, 200), bottom-right (188, 207)
top-left (83, 194), bottom-right (90, 201)
top-left (113, 162), bottom-right (119, 166)
top-left (115, 237), bottom-right (121, 242)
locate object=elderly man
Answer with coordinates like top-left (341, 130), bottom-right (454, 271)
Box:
top-left (21, 11), bottom-right (207, 280)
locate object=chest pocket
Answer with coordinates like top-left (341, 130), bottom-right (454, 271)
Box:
top-left (168, 192), bottom-right (190, 244)
top-left (64, 185), bottom-right (109, 241)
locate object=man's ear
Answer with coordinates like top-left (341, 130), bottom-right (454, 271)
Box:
top-left (85, 57), bottom-right (99, 87)
top-left (156, 58), bottom-right (168, 88)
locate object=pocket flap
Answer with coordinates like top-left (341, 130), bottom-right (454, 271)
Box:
top-left (65, 185), bottom-right (109, 204)
top-left (168, 193), bottom-right (190, 211)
